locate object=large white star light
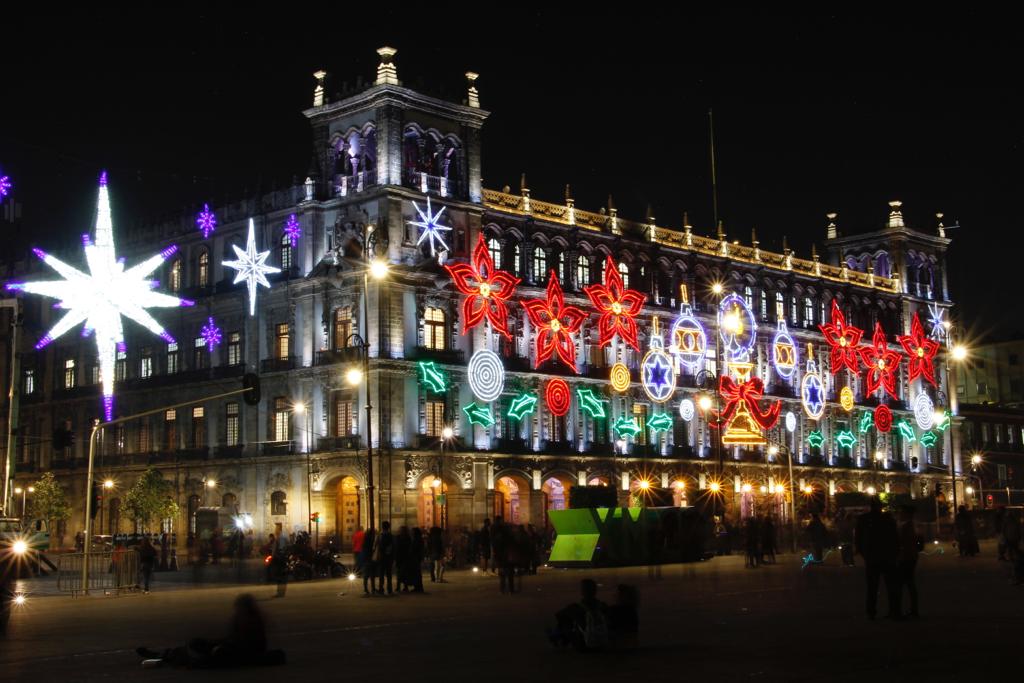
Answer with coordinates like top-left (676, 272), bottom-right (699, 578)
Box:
top-left (409, 196), bottom-right (451, 258)
top-left (222, 219), bottom-right (280, 316)
top-left (6, 173), bottom-right (193, 420)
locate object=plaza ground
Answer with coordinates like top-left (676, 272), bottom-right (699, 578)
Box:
top-left (1, 541), bottom-right (1020, 682)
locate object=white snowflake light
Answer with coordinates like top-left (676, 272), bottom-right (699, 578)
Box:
top-left (222, 219), bottom-right (281, 316)
top-left (6, 173), bottom-right (193, 420)
top-left (927, 302), bottom-right (947, 341)
top-left (409, 196), bottom-right (451, 257)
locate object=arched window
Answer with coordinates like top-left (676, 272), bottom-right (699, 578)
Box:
top-left (271, 490), bottom-right (287, 516)
top-left (532, 247), bottom-right (546, 281)
top-left (555, 251), bottom-right (565, 283)
top-left (760, 291), bottom-right (768, 320)
top-left (197, 251), bottom-right (209, 288)
top-left (512, 244), bottom-right (521, 277)
top-left (618, 262), bottom-right (630, 289)
top-left (272, 397), bottom-right (291, 442)
top-left (744, 286), bottom-right (754, 309)
top-left (804, 297), bottom-right (815, 327)
top-left (169, 258), bottom-right (183, 293)
top-left (487, 238), bottom-right (502, 270)
top-left (790, 296), bottom-right (799, 325)
top-left (334, 307), bottom-right (352, 349)
top-left (280, 232), bottom-right (293, 271)
top-left (576, 255), bottom-right (590, 288)
top-left (775, 292), bottom-right (785, 321)
top-left (424, 307), bottom-right (446, 349)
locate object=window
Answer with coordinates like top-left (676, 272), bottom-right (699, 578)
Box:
top-left (280, 232), bottom-right (293, 271)
top-left (996, 424), bottom-right (1004, 444)
top-left (194, 336), bottom-right (207, 369)
top-left (760, 291), bottom-right (768, 320)
top-left (275, 323), bottom-right (290, 360)
top-left (271, 490), bottom-right (287, 515)
top-left (140, 347), bottom-right (153, 378)
top-left (775, 292), bottom-right (784, 321)
top-left (790, 296), bottom-right (798, 326)
top-left (197, 250), bottom-right (209, 288)
top-left (556, 252), bottom-right (565, 283)
top-left (576, 255), bottom-right (590, 288)
top-left (981, 423), bottom-right (991, 444)
top-left (426, 400), bottom-right (445, 436)
top-left (744, 286), bottom-right (753, 309)
top-left (488, 238), bottom-right (502, 269)
top-left (512, 244), bottom-right (521, 277)
top-left (804, 297), bottom-right (814, 326)
top-left (335, 398), bottom-right (354, 436)
top-left (167, 342), bottom-right (179, 374)
top-left (89, 363), bottom-right (99, 385)
top-left (977, 383), bottom-right (988, 396)
top-left (633, 404), bottom-right (648, 446)
top-left (618, 262), bottom-right (630, 289)
top-left (115, 349), bottom-right (127, 381)
top-left (225, 402), bottom-right (239, 446)
top-left (532, 247), bottom-right (546, 281)
top-left (23, 369), bottom-right (34, 395)
top-left (138, 421), bottom-right (151, 453)
top-left (191, 407), bottom-right (206, 448)
top-left (169, 258), bottom-right (182, 293)
top-left (424, 307), bottom-right (446, 350)
top-left (64, 358), bottom-right (76, 389)
top-left (164, 409), bottom-right (177, 451)
top-left (273, 397), bottom-right (291, 442)
top-left (998, 464), bottom-right (1008, 486)
top-left (334, 308), bottom-right (352, 349)
top-left (227, 332), bottom-right (241, 366)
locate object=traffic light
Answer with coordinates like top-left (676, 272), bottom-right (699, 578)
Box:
top-left (309, 512), bottom-right (320, 523)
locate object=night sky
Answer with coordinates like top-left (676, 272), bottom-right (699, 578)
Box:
top-left (1, 8), bottom-right (1020, 341)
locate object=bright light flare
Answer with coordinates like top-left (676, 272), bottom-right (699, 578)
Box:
top-left (952, 345), bottom-right (968, 361)
top-left (369, 259), bottom-right (390, 280)
top-left (698, 395), bottom-right (713, 412)
top-left (12, 539), bottom-right (28, 555)
top-left (13, 594), bottom-right (26, 606)
top-left (348, 573), bottom-right (357, 581)
top-left (346, 368), bottom-right (364, 386)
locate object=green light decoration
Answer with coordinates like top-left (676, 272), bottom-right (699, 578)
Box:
top-left (858, 411), bottom-right (874, 434)
top-left (896, 419), bottom-right (916, 443)
top-left (835, 429), bottom-right (857, 450)
top-left (648, 412), bottom-right (673, 433)
top-left (463, 402), bottom-right (495, 428)
top-left (934, 410), bottom-right (951, 432)
top-left (807, 430), bottom-right (825, 449)
top-left (614, 416), bottom-right (642, 439)
top-left (418, 361), bottom-right (447, 394)
top-left (576, 387), bottom-right (607, 419)
top-left (506, 392), bottom-right (538, 421)
top-left (919, 431), bottom-right (938, 448)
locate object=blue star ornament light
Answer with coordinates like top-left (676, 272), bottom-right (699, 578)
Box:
top-left (409, 196), bottom-right (452, 258)
top-left (223, 219), bottom-right (281, 316)
top-left (6, 173), bottom-right (192, 420)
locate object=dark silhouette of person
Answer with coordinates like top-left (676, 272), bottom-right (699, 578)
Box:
top-left (394, 526), bottom-right (411, 592)
top-left (744, 516), bottom-right (760, 568)
top-left (855, 497), bottom-right (900, 620)
top-left (479, 518), bottom-right (492, 573)
top-left (896, 506), bottom-right (921, 618)
top-left (955, 505), bottom-right (978, 557)
top-left (760, 515), bottom-right (776, 564)
top-left (138, 537), bottom-right (158, 593)
top-left (548, 578), bottom-right (608, 651)
top-left (361, 527), bottom-right (376, 596)
top-left (409, 527), bottom-right (425, 592)
top-left (375, 521), bottom-right (395, 595)
top-left (807, 513), bottom-right (827, 562)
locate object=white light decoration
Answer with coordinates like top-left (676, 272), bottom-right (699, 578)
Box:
top-left (785, 411), bottom-right (797, 433)
top-left (927, 302), bottom-right (947, 341)
top-left (7, 174), bottom-right (192, 420)
top-left (913, 392), bottom-right (935, 430)
top-left (222, 219), bottom-right (281, 316)
top-left (409, 196), bottom-right (451, 258)
top-left (679, 398), bottom-right (695, 422)
top-left (467, 349), bottom-right (504, 402)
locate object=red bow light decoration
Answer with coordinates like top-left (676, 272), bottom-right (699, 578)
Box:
top-left (584, 255), bottom-right (646, 351)
top-left (521, 271), bottom-right (587, 372)
top-left (819, 300), bottom-right (863, 374)
top-left (710, 375), bottom-right (782, 431)
top-left (444, 234), bottom-right (521, 340)
top-left (858, 322), bottom-right (903, 398)
top-left (898, 312), bottom-right (941, 386)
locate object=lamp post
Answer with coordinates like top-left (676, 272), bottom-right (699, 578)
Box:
top-left (970, 453), bottom-right (983, 509)
top-left (945, 334), bottom-right (968, 522)
top-left (99, 480), bottom-right (112, 535)
top-left (294, 401), bottom-right (314, 541)
top-left (13, 485), bottom-right (33, 519)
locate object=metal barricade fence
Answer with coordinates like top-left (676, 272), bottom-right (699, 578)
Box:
top-left (56, 549), bottom-right (140, 595)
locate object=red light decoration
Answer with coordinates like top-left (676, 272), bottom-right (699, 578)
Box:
top-left (545, 378), bottom-right (571, 417)
top-left (898, 312), bottom-right (941, 386)
top-left (521, 272), bottom-right (587, 371)
top-left (444, 234), bottom-right (521, 340)
top-left (819, 300), bottom-right (864, 375)
top-left (710, 375), bottom-right (782, 432)
top-left (874, 404), bottom-right (893, 433)
top-left (858, 322), bottom-right (903, 399)
top-left (584, 255), bottom-right (646, 352)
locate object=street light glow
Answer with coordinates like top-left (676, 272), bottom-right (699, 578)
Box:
top-left (698, 395), bottom-right (713, 412)
top-left (638, 480), bottom-right (650, 490)
top-left (971, 454), bottom-right (982, 465)
top-left (346, 368), bottom-right (363, 386)
top-left (27, 486), bottom-right (34, 493)
top-left (14, 487), bottom-right (22, 495)
top-left (866, 486), bottom-right (876, 495)
top-left (12, 540), bottom-right (28, 555)
top-left (966, 486), bottom-right (974, 495)
top-left (369, 259), bottom-right (390, 280)
top-left (206, 479), bottom-right (217, 489)
top-left (103, 479), bottom-right (114, 489)
top-left (709, 481), bottom-right (721, 493)
top-left (952, 344), bottom-right (967, 361)
top-left (441, 426), bottom-right (454, 440)
top-left (768, 445), bottom-right (779, 456)
top-left (711, 282), bottom-right (723, 295)
top-left (742, 483), bottom-right (752, 493)
top-left (875, 451), bottom-right (885, 461)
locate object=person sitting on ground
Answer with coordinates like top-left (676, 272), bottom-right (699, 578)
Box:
top-left (136, 593), bottom-right (284, 669)
top-left (548, 578), bottom-right (609, 651)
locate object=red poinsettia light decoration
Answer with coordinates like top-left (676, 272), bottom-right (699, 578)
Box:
top-left (819, 300), bottom-right (864, 374)
top-left (583, 255), bottom-right (647, 351)
top-left (521, 271), bottom-right (587, 372)
top-left (898, 312), bottom-right (941, 386)
top-left (444, 234), bottom-right (521, 340)
top-left (858, 322), bottom-right (903, 399)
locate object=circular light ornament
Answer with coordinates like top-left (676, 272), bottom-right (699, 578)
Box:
top-left (772, 320), bottom-right (798, 380)
top-left (874, 404), bottom-right (893, 433)
top-left (467, 349), bottom-right (504, 402)
top-left (801, 358), bottom-right (825, 420)
top-left (641, 317), bottom-right (676, 403)
top-left (669, 303), bottom-right (707, 373)
top-left (913, 393), bottom-right (935, 431)
top-left (546, 379), bottom-right (571, 417)
top-left (679, 398), bottom-right (695, 422)
top-left (718, 293), bottom-right (757, 361)
top-left (610, 363), bottom-right (631, 393)
top-left (839, 386), bottom-right (855, 412)
top-left (785, 411), bottom-right (797, 433)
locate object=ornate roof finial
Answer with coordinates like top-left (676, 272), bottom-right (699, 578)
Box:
top-left (750, 227), bottom-right (758, 246)
top-left (520, 173), bottom-right (530, 212)
top-left (465, 72), bottom-right (480, 108)
top-left (887, 200), bottom-right (904, 229)
top-left (608, 194), bottom-right (619, 234)
top-left (716, 220), bottom-right (725, 240)
top-left (811, 243), bottom-right (818, 260)
top-left (826, 212), bottom-right (838, 240)
top-left (936, 212), bottom-right (946, 238)
top-left (564, 183), bottom-right (573, 203)
top-left (717, 221), bottom-right (727, 255)
top-left (782, 235), bottom-right (789, 253)
top-left (565, 184), bottom-right (575, 226)
top-left (313, 70), bottom-right (327, 107)
top-left (375, 46), bottom-right (400, 86)
top-left (683, 212), bottom-right (692, 246)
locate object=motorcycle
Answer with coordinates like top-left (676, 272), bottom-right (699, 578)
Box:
top-left (312, 549), bottom-right (347, 578)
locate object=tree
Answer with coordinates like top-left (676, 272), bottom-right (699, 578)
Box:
top-left (29, 472), bottom-right (72, 548)
top-left (123, 468), bottom-right (179, 533)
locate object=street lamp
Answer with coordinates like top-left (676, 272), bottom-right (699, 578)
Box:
top-left (100, 480), bottom-right (113, 534)
top-left (970, 453), bottom-right (984, 508)
top-left (945, 333), bottom-right (970, 520)
top-left (294, 401), bottom-right (315, 541)
top-left (436, 426), bottom-right (454, 529)
top-left (13, 485), bottom-right (33, 519)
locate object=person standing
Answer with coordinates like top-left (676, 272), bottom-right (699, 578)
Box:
top-left (428, 526), bottom-right (446, 583)
top-left (855, 498), bottom-right (900, 620)
top-left (896, 506), bottom-right (922, 618)
top-left (361, 527), bottom-right (377, 596)
top-left (138, 537), bottom-right (158, 594)
top-left (955, 506), bottom-right (978, 557)
top-left (410, 527), bottom-right (425, 592)
top-left (273, 531), bottom-right (290, 598)
top-left (807, 513), bottom-right (827, 563)
top-left (760, 515), bottom-right (776, 565)
top-left (744, 516), bottom-right (760, 568)
top-left (395, 526), bottom-right (411, 593)
top-left (375, 521), bottom-right (395, 595)
top-left (352, 526), bottom-right (365, 576)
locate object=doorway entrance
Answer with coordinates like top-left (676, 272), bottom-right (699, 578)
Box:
top-left (335, 476), bottom-right (361, 550)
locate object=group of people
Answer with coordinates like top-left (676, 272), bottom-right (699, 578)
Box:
top-left (740, 515), bottom-right (779, 567)
top-left (548, 579), bottom-right (639, 651)
top-left (854, 499), bottom-right (922, 620)
top-left (353, 522), bottom-right (448, 596)
top-left (477, 518), bottom-right (547, 593)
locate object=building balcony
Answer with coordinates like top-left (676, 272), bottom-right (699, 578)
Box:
top-left (315, 347), bottom-right (364, 367)
top-left (586, 442), bottom-right (615, 456)
top-left (261, 357), bottom-right (297, 373)
top-left (494, 437), bottom-right (529, 453)
top-left (263, 440), bottom-right (294, 455)
top-left (317, 435), bottom-right (361, 452)
top-left (178, 447), bottom-right (209, 461)
top-left (215, 445), bottom-right (245, 459)
top-left (334, 170), bottom-right (377, 197)
top-left (541, 440), bottom-right (575, 455)
top-left (672, 445), bottom-right (697, 459)
top-left (408, 346), bottom-right (465, 365)
top-left (402, 171), bottom-right (461, 199)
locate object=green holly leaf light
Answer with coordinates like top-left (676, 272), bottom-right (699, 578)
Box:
top-left (934, 410), bottom-right (951, 432)
top-left (807, 430), bottom-right (825, 449)
top-left (576, 387), bottom-right (607, 419)
top-left (614, 416), bottom-right (642, 439)
top-left (858, 411), bottom-right (874, 434)
top-left (896, 419), bottom-right (916, 443)
top-left (648, 412), bottom-right (673, 433)
top-left (919, 431), bottom-right (938, 448)
top-left (835, 429), bottom-right (857, 450)
top-left (506, 392), bottom-right (538, 421)
top-left (463, 402), bottom-right (495, 428)
top-left (418, 361), bottom-right (447, 394)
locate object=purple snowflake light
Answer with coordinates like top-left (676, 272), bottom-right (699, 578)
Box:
top-left (284, 214), bottom-right (301, 247)
top-left (201, 316), bottom-right (222, 351)
top-left (196, 203), bottom-right (217, 239)
top-left (0, 175), bottom-right (11, 198)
